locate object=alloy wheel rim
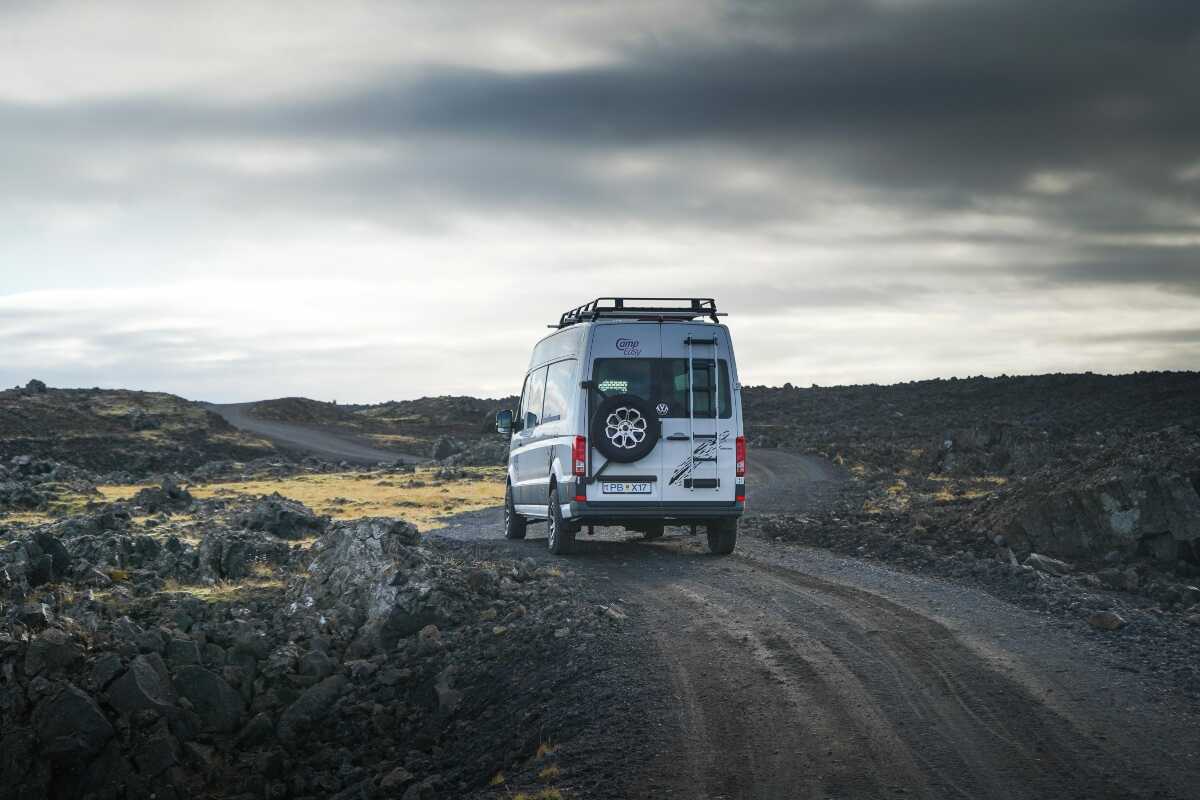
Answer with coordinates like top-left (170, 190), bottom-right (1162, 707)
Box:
top-left (604, 406), bottom-right (647, 449)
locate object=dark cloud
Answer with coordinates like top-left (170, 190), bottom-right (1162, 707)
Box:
top-left (1, 0), bottom-right (1197, 397)
top-left (3, 2), bottom-right (1196, 258)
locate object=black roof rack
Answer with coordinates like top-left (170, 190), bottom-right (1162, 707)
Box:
top-left (554, 297), bottom-right (724, 328)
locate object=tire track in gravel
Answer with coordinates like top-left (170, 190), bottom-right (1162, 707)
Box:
top-left (618, 544), bottom-right (1179, 799)
top-left (436, 449), bottom-right (1200, 799)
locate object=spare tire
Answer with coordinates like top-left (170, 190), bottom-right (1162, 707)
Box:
top-left (591, 393), bottom-right (660, 463)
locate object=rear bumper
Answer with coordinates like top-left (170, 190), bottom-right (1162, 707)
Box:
top-left (567, 496), bottom-right (744, 523)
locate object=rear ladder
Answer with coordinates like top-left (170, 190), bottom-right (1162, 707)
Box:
top-left (686, 335), bottom-right (719, 493)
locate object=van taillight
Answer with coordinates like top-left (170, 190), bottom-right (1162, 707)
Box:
top-left (735, 436), bottom-right (746, 477)
top-left (573, 436), bottom-right (587, 477)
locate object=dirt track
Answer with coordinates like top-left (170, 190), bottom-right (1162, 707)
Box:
top-left (438, 449), bottom-right (1200, 799)
top-left (206, 402), bottom-right (425, 464)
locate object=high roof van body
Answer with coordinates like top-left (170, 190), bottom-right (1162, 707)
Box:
top-left (497, 298), bottom-right (745, 554)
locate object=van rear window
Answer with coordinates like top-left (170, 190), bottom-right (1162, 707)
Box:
top-left (592, 358), bottom-right (732, 419)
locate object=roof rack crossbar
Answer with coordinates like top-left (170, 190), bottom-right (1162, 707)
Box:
top-left (554, 297), bottom-right (724, 328)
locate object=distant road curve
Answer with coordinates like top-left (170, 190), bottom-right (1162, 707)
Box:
top-left (205, 402), bottom-right (427, 465)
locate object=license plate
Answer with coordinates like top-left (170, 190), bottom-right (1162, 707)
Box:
top-left (601, 481), bottom-right (652, 494)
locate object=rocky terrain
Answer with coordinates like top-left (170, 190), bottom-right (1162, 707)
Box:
top-left (743, 372), bottom-right (1200, 567)
top-left (0, 381), bottom-right (276, 474)
top-left (1, 484), bottom-right (632, 799)
top-left (5, 370), bottom-right (1200, 798)
top-left (740, 372), bottom-right (1200, 694)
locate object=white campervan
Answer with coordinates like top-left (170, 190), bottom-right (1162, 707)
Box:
top-left (496, 298), bottom-right (746, 555)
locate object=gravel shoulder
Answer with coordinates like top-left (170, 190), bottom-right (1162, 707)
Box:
top-left (436, 449), bottom-right (1200, 799)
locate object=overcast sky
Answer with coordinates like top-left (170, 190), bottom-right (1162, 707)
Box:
top-left (2, 0), bottom-right (1198, 402)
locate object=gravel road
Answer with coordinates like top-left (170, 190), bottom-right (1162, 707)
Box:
top-left (436, 449), bottom-right (1200, 799)
top-left (206, 402), bottom-right (426, 464)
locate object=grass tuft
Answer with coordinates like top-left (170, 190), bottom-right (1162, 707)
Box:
top-left (160, 577), bottom-right (284, 602)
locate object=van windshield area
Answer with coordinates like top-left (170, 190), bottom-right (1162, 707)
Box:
top-left (592, 358), bottom-right (732, 418)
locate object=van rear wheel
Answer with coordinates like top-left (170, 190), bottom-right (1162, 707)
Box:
top-left (547, 485), bottom-right (575, 555)
top-left (706, 518), bottom-right (738, 555)
top-left (504, 483), bottom-right (527, 540)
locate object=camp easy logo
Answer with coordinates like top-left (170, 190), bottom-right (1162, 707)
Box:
top-left (616, 337), bottom-right (641, 356)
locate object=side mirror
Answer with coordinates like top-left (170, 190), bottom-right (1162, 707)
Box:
top-left (495, 409), bottom-right (513, 436)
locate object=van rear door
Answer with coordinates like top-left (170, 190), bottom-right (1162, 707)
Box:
top-left (659, 325), bottom-right (737, 504)
top-left (583, 324), bottom-right (663, 503)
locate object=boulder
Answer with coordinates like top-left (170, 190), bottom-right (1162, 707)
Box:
top-left (1024, 553), bottom-right (1073, 576)
top-left (91, 653), bottom-right (124, 690)
top-left (133, 731), bottom-right (179, 777)
top-left (173, 666), bottom-right (244, 734)
top-left (130, 479), bottom-right (192, 514)
top-left (18, 602), bottom-right (53, 628)
top-left (237, 493), bottom-right (326, 539)
top-left (277, 674), bottom-right (347, 744)
top-left (1003, 473), bottom-right (1200, 561)
top-left (198, 529), bottom-right (289, 581)
top-left (285, 517), bottom-right (424, 648)
top-left (24, 628), bottom-right (82, 676)
top-left (24, 378), bottom-right (48, 394)
top-left (33, 683), bottom-right (115, 759)
top-left (166, 637), bottom-right (201, 667)
top-left (1087, 611), bottom-right (1127, 631)
top-left (107, 654), bottom-right (177, 717)
top-left (237, 712), bottom-right (276, 748)
top-left (33, 532), bottom-right (71, 578)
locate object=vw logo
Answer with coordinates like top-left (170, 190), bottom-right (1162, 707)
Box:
top-left (655, 402), bottom-right (669, 415)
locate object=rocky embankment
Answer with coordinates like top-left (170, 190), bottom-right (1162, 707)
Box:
top-left (743, 372), bottom-right (1200, 568)
top-left (1, 485), bottom-right (623, 799)
top-left (0, 381), bottom-right (276, 473)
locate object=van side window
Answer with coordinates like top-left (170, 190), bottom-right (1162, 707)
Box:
top-left (541, 359), bottom-right (575, 423)
top-left (520, 366), bottom-right (548, 430)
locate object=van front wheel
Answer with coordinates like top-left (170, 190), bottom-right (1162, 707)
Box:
top-left (547, 485), bottom-right (575, 555)
top-left (504, 483), bottom-right (527, 540)
top-left (706, 518), bottom-right (738, 555)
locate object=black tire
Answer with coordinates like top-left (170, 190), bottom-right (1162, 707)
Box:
top-left (590, 393), bottom-right (660, 463)
top-left (706, 518), bottom-right (738, 555)
top-left (642, 522), bottom-right (665, 541)
top-left (547, 484), bottom-right (575, 555)
top-left (504, 482), bottom-right (527, 540)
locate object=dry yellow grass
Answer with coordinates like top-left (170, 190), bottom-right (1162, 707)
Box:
top-left (0, 483), bottom-right (104, 524)
top-left (0, 511), bottom-right (54, 525)
top-left (364, 433), bottom-right (423, 447)
top-left (161, 576), bottom-right (284, 602)
top-left (97, 467), bottom-right (504, 530)
top-left (513, 790), bottom-right (564, 800)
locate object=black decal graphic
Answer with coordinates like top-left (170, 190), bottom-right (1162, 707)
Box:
top-left (668, 431), bottom-right (731, 486)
